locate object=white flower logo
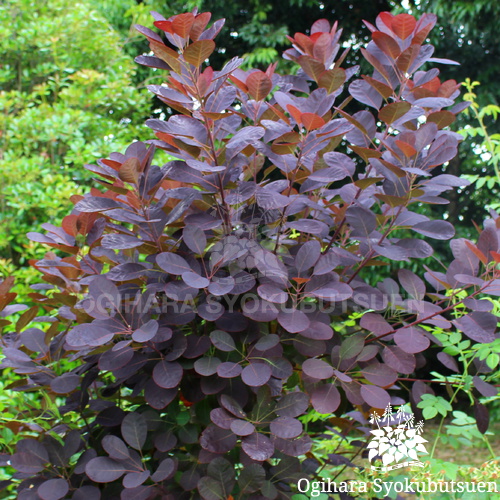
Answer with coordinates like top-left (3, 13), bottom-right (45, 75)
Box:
top-left (368, 404), bottom-right (428, 471)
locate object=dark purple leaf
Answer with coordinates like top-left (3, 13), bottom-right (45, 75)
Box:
top-left (454, 312), bottom-right (497, 343)
top-left (85, 457), bottom-right (127, 483)
top-left (360, 385), bottom-right (390, 408)
top-left (396, 239), bottom-right (433, 259)
top-left (183, 225), bottom-right (207, 254)
top-left (309, 165), bottom-right (350, 183)
top-left (72, 486), bottom-right (101, 500)
top-left (132, 320), bottom-right (158, 342)
top-left (66, 324), bottom-right (114, 348)
top-left (241, 433), bottom-right (274, 461)
top-left (151, 458), bottom-right (176, 482)
top-left (208, 276), bottom-right (235, 296)
top-left (220, 394), bottom-right (247, 418)
top-left (75, 197), bottom-right (124, 213)
top-left (230, 420), bottom-right (255, 436)
top-left (156, 252), bottom-right (191, 275)
top-left (277, 308), bottom-right (310, 333)
top-left (310, 384), bottom-right (341, 414)
top-left (382, 346), bottom-right (416, 374)
top-left (295, 241), bottom-right (321, 273)
top-left (99, 346), bottom-right (134, 371)
top-left (271, 434), bottom-right (312, 457)
top-left (394, 326), bottom-right (430, 353)
top-left (414, 97), bottom-right (454, 108)
top-left (286, 219), bottom-right (329, 236)
top-left (210, 408), bottom-right (235, 429)
top-left (210, 330), bottom-right (236, 352)
top-left (257, 284), bottom-right (288, 304)
top-left (123, 471), bottom-right (150, 488)
top-left (102, 234), bottom-right (143, 249)
top-left (308, 282), bottom-right (353, 301)
top-left (20, 328), bottom-right (48, 354)
top-left (275, 392), bottom-right (309, 417)
top-left (357, 344), bottom-right (379, 362)
top-left (119, 485), bottom-right (151, 500)
top-left (413, 220), bottom-right (455, 240)
top-left (200, 426), bottom-right (237, 454)
top-left (37, 479), bottom-right (69, 500)
top-left (302, 321), bottom-right (334, 340)
top-left (242, 299), bottom-right (279, 322)
top-left (349, 80), bottom-right (383, 109)
top-left (302, 358), bottom-right (334, 380)
top-left (225, 126), bottom-right (264, 159)
top-left (241, 362), bottom-right (272, 387)
top-left (346, 206), bottom-right (376, 237)
top-left (437, 352), bottom-right (459, 373)
top-left (339, 334), bottom-right (365, 361)
top-left (194, 357), bottom-right (221, 376)
top-left (361, 363), bottom-right (398, 387)
top-left (254, 334), bottom-right (280, 351)
top-left (237, 463), bottom-right (266, 493)
top-left (473, 376), bottom-right (498, 398)
top-left (121, 412), bottom-right (147, 451)
top-left (270, 417), bottom-right (303, 439)
top-left (135, 54), bottom-right (170, 69)
top-left (313, 251), bottom-right (340, 275)
top-left (182, 271), bottom-right (210, 288)
top-left (197, 477), bottom-right (225, 500)
top-left (153, 431), bottom-right (177, 453)
top-left (50, 374), bottom-right (80, 394)
top-left (102, 435), bottom-right (130, 461)
top-left (153, 360), bottom-right (183, 388)
top-left (144, 380), bottom-right (177, 410)
top-left (217, 362), bottom-right (243, 378)
top-left (254, 250), bottom-right (288, 285)
top-left (474, 402), bottom-right (489, 434)
top-left (398, 269), bottom-right (426, 300)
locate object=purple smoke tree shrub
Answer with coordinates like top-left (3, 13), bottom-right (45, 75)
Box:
top-left (1, 8), bottom-right (499, 499)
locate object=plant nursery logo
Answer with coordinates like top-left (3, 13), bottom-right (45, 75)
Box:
top-left (368, 404), bottom-right (428, 472)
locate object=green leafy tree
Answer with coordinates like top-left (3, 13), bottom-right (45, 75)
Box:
top-left (0, 0), bottom-right (153, 265)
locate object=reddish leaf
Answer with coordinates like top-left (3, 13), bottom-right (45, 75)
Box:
top-left (362, 75), bottom-right (393, 99)
top-left (395, 140), bottom-right (417, 158)
top-left (286, 104), bottom-right (303, 125)
top-left (118, 157), bottom-right (140, 184)
top-left (301, 112), bottom-right (325, 131)
top-left (190, 12), bottom-right (212, 41)
top-left (378, 101), bottom-right (411, 124)
top-left (149, 41), bottom-right (181, 73)
top-left (183, 40), bottom-right (215, 66)
top-left (247, 71), bottom-right (273, 101)
top-left (318, 68), bottom-right (346, 93)
top-left (172, 13), bottom-right (195, 38)
top-left (372, 31), bottom-right (401, 59)
top-left (391, 14), bottom-right (416, 40)
top-left (297, 55), bottom-right (325, 81)
top-left (426, 110), bottom-right (456, 129)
